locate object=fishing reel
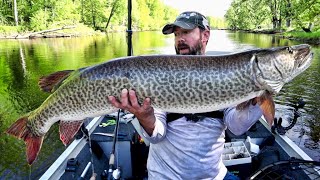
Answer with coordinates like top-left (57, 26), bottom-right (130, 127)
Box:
top-left (271, 99), bottom-right (306, 135)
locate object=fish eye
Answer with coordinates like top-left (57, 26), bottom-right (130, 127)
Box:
top-left (287, 47), bottom-right (293, 54)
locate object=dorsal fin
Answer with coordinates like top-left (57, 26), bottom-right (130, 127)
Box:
top-left (38, 70), bottom-right (74, 93)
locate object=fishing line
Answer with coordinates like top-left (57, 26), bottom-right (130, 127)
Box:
top-left (29, 166), bottom-right (31, 180)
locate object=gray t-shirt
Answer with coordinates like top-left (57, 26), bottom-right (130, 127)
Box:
top-left (141, 105), bottom-right (262, 180)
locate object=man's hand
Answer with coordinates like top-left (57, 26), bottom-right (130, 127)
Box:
top-left (108, 89), bottom-right (156, 135)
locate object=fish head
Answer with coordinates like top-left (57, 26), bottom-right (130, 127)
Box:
top-left (252, 44), bottom-right (313, 94)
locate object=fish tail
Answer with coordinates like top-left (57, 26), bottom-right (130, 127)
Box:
top-left (6, 116), bottom-right (44, 165)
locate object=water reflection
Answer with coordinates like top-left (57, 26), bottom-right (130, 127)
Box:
top-left (0, 30), bottom-right (319, 179)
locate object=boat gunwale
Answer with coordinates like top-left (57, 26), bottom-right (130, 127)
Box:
top-left (39, 116), bottom-right (104, 180)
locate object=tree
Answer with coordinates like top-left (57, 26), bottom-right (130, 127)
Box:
top-left (225, 0), bottom-right (319, 31)
top-left (290, 0), bottom-right (320, 32)
top-left (13, 0), bottom-right (18, 26)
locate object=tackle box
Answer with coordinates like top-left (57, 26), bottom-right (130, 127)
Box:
top-left (222, 141), bottom-right (251, 166)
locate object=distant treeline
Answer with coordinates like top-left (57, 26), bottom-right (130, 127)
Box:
top-left (225, 0), bottom-right (320, 32)
top-left (0, 0), bottom-right (227, 34)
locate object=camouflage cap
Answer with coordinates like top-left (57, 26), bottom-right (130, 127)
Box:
top-left (162, 11), bottom-right (210, 35)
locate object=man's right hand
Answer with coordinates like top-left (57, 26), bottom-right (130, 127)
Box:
top-left (108, 89), bottom-right (156, 135)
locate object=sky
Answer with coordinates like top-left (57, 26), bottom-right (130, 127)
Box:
top-left (162, 0), bottom-right (233, 18)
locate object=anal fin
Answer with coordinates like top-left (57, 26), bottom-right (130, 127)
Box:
top-left (59, 120), bottom-right (84, 145)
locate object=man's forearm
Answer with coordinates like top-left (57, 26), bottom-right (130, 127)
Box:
top-left (138, 116), bottom-right (156, 136)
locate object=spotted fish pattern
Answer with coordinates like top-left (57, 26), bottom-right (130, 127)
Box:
top-left (6, 44), bottom-right (313, 164)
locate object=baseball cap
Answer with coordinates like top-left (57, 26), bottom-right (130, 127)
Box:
top-left (162, 11), bottom-right (210, 35)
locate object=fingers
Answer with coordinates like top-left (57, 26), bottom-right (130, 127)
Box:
top-left (129, 89), bottom-right (140, 108)
top-left (120, 89), bottom-right (130, 107)
top-left (142, 98), bottom-right (151, 109)
top-left (108, 96), bottom-right (121, 108)
top-left (107, 89), bottom-right (130, 109)
top-left (108, 89), bottom-right (152, 112)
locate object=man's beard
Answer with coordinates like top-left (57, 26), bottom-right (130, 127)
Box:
top-left (175, 40), bottom-right (203, 55)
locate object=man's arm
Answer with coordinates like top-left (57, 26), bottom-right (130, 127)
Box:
top-left (224, 100), bottom-right (263, 136)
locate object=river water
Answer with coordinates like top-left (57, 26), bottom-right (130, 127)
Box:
top-left (0, 30), bottom-right (319, 179)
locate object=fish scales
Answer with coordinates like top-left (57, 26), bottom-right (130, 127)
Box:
top-left (30, 49), bottom-right (307, 134)
top-left (90, 54), bottom-right (257, 113)
top-left (6, 44), bottom-right (313, 165)
top-left (30, 54), bottom-right (257, 134)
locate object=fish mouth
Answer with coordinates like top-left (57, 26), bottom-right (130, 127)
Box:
top-left (287, 44), bottom-right (313, 82)
top-left (292, 44), bottom-right (312, 66)
top-left (295, 44), bottom-right (313, 70)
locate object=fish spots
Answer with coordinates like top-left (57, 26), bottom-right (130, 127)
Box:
top-left (124, 72), bottom-right (131, 79)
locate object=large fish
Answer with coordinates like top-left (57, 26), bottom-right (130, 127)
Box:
top-left (7, 44), bottom-right (313, 165)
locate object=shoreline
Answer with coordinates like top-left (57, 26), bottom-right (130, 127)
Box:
top-left (1, 29), bottom-right (319, 45)
top-left (222, 29), bottom-right (320, 45)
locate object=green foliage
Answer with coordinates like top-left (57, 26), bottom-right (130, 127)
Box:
top-left (283, 31), bottom-right (320, 38)
top-left (225, 0), bottom-right (320, 32)
top-left (207, 17), bottom-right (227, 29)
top-left (134, 0), bottom-right (152, 30)
top-left (0, 0), bottom-right (179, 33)
top-left (52, 1), bottom-right (81, 23)
top-left (79, 0), bottom-right (107, 29)
top-left (30, 9), bottom-right (50, 31)
top-left (0, 26), bottom-right (23, 35)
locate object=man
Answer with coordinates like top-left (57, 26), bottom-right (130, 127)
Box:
top-left (108, 11), bottom-right (262, 180)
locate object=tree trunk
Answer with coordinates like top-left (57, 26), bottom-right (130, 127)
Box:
top-left (90, 0), bottom-right (96, 29)
top-left (278, 0), bottom-right (283, 30)
top-left (285, 0), bottom-right (291, 27)
top-left (105, 0), bottom-right (119, 30)
top-left (286, 19), bottom-right (291, 27)
top-left (272, 17), bottom-right (277, 29)
top-left (270, 0), bottom-right (278, 29)
top-left (5, 26), bottom-right (76, 39)
top-left (302, 23), bottom-right (312, 32)
top-left (81, 0), bottom-right (84, 22)
top-left (13, 0), bottom-right (18, 26)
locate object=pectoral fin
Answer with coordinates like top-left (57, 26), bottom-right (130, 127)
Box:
top-left (59, 120), bottom-right (84, 145)
top-left (39, 70), bottom-right (74, 93)
top-left (257, 92), bottom-right (275, 126)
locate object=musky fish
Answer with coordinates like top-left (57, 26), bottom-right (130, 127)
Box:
top-left (6, 44), bottom-right (313, 165)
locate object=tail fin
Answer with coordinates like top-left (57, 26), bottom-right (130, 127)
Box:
top-left (6, 117), bottom-right (44, 165)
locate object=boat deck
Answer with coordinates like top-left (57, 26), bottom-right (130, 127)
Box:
top-left (61, 116), bottom-right (148, 180)
top-left (58, 116), bottom-right (315, 180)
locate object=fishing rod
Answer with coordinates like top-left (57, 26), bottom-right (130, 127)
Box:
top-left (106, 0), bottom-right (133, 179)
top-left (107, 109), bottom-right (122, 180)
